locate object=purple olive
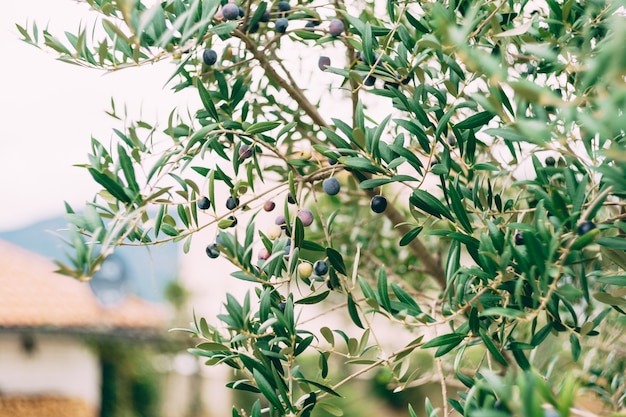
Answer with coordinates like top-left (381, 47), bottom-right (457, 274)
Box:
top-left (318, 56), bottom-right (331, 71)
top-left (222, 3), bottom-right (240, 20)
top-left (297, 209), bottom-right (314, 227)
top-left (239, 143), bottom-right (254, 160)
top-left (263, 200), bottom-right (276, 212)
top-left (328, 19), bottom-right (344, 37)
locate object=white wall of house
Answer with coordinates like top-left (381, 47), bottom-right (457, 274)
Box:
top-left (0, 333), bottom-right (100, 409)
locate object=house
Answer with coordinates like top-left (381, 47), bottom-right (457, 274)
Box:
top-left (0, 239), bottom-right (167, 417)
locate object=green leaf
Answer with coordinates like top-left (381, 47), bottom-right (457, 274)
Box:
top-left (196, 342), bottom-right (231, 351)
top-left (320, 327), bottom-right (334, 346)
top-left (347, 295), bottom-right (364, 329)
top-left (479, 307), bottom-right (526, 319)
top-left (362, 22), bottom-right (373, 65)
top-left (410, 189), bottom-right (454, 221)
top-left (359, 175), bottom-right (418, 189)
top-left (161, 223), bottom-right (179, 237)
top-left (377, 268), bottom-right (391, 313)
top-left (197, 81), bottom-right (219, 121)
top-left (250, 400), bottom-right (261, 417)
top-left (358, 276), bottom-right (378, 303)
top-left (340, 157), bottom-right (385, 174)
top-left (245, 121), bottom-right (280, 135)
top-left (252, 369), bottom-right (284, 412)
top-left (483, 127), bottom-right (527, 142)
top-left (479, 329), bottom-right (508, 366)
top-left (295, 291), bottom-right (330, 305)
top-left (294, 216), bottom-right (304, 249)
top-left (531, 323), bottom-right (553, 346)
top-left (117, 144), bottom-right (140, 197)
top-left (301, 240), bottom-right (326, 252)
top-left (593, 292), bottom-right (626, 306)
top-left (597, 275), bottom-right (626, 286)
top-left (295, 378), bottom-right (342, 397)
top-left (209, 21), bottom-right (238, 35)
top-left (88, 168), bottom-right (132, 204)
top-left (569, 333), bottom-right (581, 361)
top-left (399, 226), bottom-right (423, 247)
top-left (447, 183), bottom-right (472, 233)
top-left (326, 247), bottom-right (347, 275)
top-left (455, 111), bottom-right (496, 130)
top-left (294, 29), bottom-right (322, 40)
top-left (321, 127), bottom-right (351, 149)
top-left (422, 333), bottom-right (465, 349)
top-left (597, 237), bottom-right (626, 251)
top-left (391, 282), bottom-right (422, 315)
top-left (248, 2), bottom-right (267, 32)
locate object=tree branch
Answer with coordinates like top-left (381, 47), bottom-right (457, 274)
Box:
top-left (232, 29), bottom-right (446, 288)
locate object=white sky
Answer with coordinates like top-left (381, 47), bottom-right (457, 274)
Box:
top-left (0, 1), bottom-right (197, 231)
top-left (0, 1), bottom-right (362, 233)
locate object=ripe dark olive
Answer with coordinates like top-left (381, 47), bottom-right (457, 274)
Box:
top-left (260, 10), bottom-right (271, 22)
top-left (197, 196), bottom-right (211, 210)
top-left (226, 195), bottom-right (239, 210)
top-left (278, 302), bottom-right (286, 312)
top-left (248, 21), bottom-right (259, 33)
top-left (222, 3), bottom-right (240, 20)
top-left (318, 56), bottom-right (331, 71)
top-left (263, 200), bottom-right (276, 212)
top-left (206, 243), bottom-right (220, 258)
top-left (370, 195), bottom-right (387, 213)
top-left (358, 51), bottom-right (380, 66)
top-left (322, 177), bottom-right (340, 196)
top-left (545, 156), bottom-right (556, 166)
top-left (228, 215), bottom-right (238, 227)
top-left (284, 239), bottom-right (291, 254)
top-left (287, 193), bottom-right (296, 204)
top-left (364, 75), bottom-right (376, 86)
top-left (514, 232), bottom-right (524, 246)
top-left (577, 220), bottom-right (596, 235)
top-left (275, 17), bottom-right (289, 33)
top-left (239, 143), bottom-right (254, 160)
top-left (202, 49), bottom-right (218, 66)
top-left (328, 19), bottom-right (344, 37)
top-left (275, 215), bottom-right (287, 228)
top-left (384, 81), bottom-right (399, 90)
top-left (277, 1), bottom-right (290, 12)
top-left (313, 260), bottom-right (329, 276)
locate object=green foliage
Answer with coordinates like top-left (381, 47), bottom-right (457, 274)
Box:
top-left (94, 339), bottom-right (162, 417)
top-left (21, 0), bottom-right (626, 415)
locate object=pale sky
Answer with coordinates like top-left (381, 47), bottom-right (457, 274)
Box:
top-left (0, 1), bottom-right (197, 231)
top-left (0, 1), bottom-right (360, 232)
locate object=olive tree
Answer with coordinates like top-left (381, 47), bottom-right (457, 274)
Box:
top-left (19, 0), bottom-right (626, 415)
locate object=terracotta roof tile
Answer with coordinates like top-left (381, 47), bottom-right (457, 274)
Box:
top-left (0, 240), bottom-right (167, 331)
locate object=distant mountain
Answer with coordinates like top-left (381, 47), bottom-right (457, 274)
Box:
top-left (0, 216), bottom-right (178, 303)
